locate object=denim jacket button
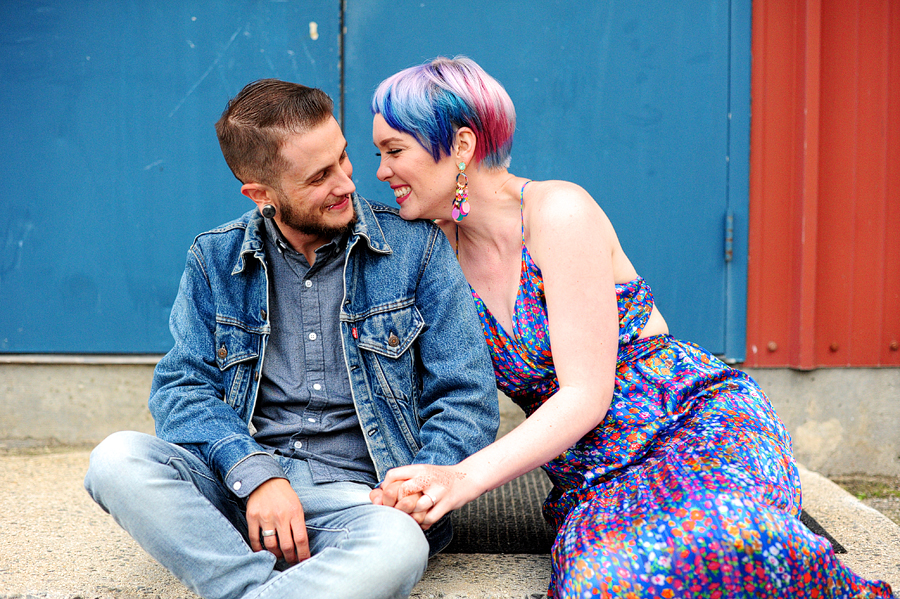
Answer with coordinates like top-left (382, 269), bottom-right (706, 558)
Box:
top-left (260, 309), bottom-right (267, 320)
top-left (388, 333), bottom-right (400, 347)
top-left (217, 346), bottom-right (227, 359)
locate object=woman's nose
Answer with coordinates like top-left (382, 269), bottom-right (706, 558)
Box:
top-left (376, 159), bottom-right (391, 181)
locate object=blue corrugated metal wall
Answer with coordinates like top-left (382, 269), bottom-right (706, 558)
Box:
top-left (0, 0), bottom-right (749, 358)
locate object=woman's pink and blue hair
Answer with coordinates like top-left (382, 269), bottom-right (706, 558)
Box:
top-left (371, 56), bottom-right (516, 169)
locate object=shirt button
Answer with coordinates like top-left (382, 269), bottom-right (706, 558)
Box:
top-left (308, 332), bottom-right (317, 341)
top-left (304, 280), bottom-right (313, 288)
top-left (232, 481), bottom-right (242, 491)
top-left (307, 418), bottom-right (316, 423)
top-left (293, 441), bottom-right (303, 449)
top-left (313, 383), bottom-right (322, 391)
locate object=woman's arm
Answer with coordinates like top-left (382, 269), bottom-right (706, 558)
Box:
top-left (378, 181), bottom-right (622, 526)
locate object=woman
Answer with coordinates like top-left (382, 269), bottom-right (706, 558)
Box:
top-left (369, 56), bottom-right (892, 598)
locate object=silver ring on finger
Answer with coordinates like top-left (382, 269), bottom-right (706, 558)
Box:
top-left (261, 529), bottom-right (277, 538)
top-left (422, 491), bottom-right (436, 506)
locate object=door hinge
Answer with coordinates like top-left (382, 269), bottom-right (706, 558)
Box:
top-left (724, 210), bottom-right (734, 263)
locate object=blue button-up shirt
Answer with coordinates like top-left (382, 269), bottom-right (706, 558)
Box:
top-left (226, 219), bottom-right (378, 494)
top-left (252, 219), bottom-right (376, 484)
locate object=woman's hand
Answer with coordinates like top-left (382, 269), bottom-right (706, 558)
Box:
top-left (370, 485), bottom-right (426, 524)
top-left (370, 464), bottom-right (470, 529)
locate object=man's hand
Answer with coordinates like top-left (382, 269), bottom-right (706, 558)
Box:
top-left (370, 485), bottom-right (429, 525)
top-left (371, 464), bottom-right (468, 530)
top-left (246, 478), bottom-right (310, 564)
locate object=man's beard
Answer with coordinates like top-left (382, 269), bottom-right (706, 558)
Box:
top-left (278, 194), bottom-right (356, 239)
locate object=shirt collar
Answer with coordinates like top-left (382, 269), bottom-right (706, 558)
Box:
top-left (262, 216), bottom-right (348, 262)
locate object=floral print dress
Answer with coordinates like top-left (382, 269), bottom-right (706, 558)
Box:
top-left (470, 191), bottom-right (893, 598)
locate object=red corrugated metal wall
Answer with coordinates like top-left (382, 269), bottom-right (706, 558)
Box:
top-left (747, 0), bottom-right (900, 368)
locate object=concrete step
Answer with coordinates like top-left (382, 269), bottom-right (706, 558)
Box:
top-left (0, 450), bottom-right (896, 598)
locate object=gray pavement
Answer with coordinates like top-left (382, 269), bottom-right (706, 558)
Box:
top-left (0, 450), bottom-right (896, 598)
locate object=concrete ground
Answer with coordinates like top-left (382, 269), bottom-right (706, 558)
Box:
top-left (830, 474), bottom-right (900, 528)
top-left (1, 374), bottom-right (897, 597)
top-left (0, 449), bottom-right (896, 599)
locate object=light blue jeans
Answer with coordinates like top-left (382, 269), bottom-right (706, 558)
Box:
top-left (84, 431), bottom-right (429, 599)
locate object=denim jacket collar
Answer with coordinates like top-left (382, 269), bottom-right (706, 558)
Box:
top-left (232, 193), bottom-right (390, 276)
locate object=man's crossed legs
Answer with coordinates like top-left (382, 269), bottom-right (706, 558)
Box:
top-left (85, 432), bottom-right (428, 599)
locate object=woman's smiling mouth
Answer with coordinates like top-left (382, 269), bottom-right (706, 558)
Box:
top-left (392, 186), bottom-right (411, 203)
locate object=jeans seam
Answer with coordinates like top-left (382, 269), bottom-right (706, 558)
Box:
top-left (305, 525), bottom-right (350, 535)
top-left (167, 456), bottom-right (257, 557)
top-left (167, 457), bottom-right (219, 486)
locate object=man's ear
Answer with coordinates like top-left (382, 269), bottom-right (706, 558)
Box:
top-left (241, 183), bottom-right (274, 210)
top-left (454, 127), bottom-right (477, 165)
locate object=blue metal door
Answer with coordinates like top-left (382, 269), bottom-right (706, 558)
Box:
top-left (1, 1), bottom-right (341, 353)
top-left (1, 1), bottom-right (749, 359)
top-left (344, 0), bottom-right (750, 359)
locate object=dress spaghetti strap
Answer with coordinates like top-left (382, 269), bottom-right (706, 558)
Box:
top-left (456, 179), bottom-right (533, 258)
top-left (519, 180), bottom-right (531, 247)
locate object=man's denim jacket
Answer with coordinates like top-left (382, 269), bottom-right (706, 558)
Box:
top-left (149, 195), bottom-right (498, 554)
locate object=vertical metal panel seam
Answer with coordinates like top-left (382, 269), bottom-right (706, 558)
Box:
top-left (847, 0), bottom-right (861, 364)
top-left (725, 0), bottom-right (751, 363)
top-left (881, 0), bottom-right (900, 363)
top-left (793, 0), bottom-right (821, 369)
top-left (745, 0), bottom-right (767, 366)
top-left (338, 0), bottom-right (346, 129)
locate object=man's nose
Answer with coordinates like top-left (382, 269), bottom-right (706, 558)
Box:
top-left (336, 160), bottom-right (356, 195)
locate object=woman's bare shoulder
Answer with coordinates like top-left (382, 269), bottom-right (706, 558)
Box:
top-left (524, 180), bottom-right (638, 283)
top-left (524, 180), bottom-right (613, 237)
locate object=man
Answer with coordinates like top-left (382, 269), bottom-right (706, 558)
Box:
top-left (84, 79), bottom-right (498, 599)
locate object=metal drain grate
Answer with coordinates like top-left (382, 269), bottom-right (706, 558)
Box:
top-left (445, 469), bottom-right (556, 553)
top-left (445, 469), bottom-right (846, 555)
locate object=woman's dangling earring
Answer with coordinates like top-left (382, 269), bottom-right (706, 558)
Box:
top-left (452, 162), bottom-right (470, 222)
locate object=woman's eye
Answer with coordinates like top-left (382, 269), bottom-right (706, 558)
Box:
top-left (375, 149), bottom-right (402, 157)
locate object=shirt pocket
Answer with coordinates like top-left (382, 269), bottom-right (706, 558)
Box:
top-left (355, 302), bottom-right (424, 403)
top-left (214, 319), bottom-right (261, 409)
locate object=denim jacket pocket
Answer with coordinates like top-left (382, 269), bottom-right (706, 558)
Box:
top-left (214, 319), bottom-right (261, 409)
top-left (355, 301), bottom-right (422, 356)
top-left (355, 303), bottom-right (424, 450)
top-left (356, 302), bottom-right (424, 399)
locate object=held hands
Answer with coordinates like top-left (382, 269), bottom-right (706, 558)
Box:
top-left (369, 464), bottom-right (468, 530)
top-left (246, 478), bottom-right (311, 564)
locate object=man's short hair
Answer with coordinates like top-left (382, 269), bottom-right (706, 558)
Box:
top-left (215, 79), bottom-right (334, 187)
